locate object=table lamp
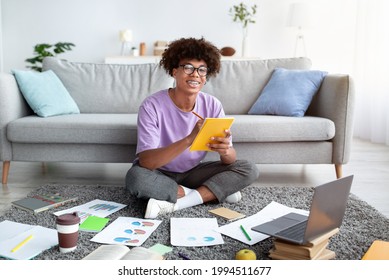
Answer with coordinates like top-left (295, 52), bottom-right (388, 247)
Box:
top-left (119, 29), bottom-right (133, 56)
top-left (287, 2), bottom-right (311, 57)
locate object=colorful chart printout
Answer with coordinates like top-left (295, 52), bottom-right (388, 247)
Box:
top-left (91, 217), bottom-right (162, 246)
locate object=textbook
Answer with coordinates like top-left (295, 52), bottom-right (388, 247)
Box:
top-left (269, 228), bottom-right (339, 260)
top-left (362, 240), bottom-right (389, 260)
top-left (273, 239), bottom-right (329, 259)
top-left (269, 248), bottom-right (336, 260)
top-left (82, 244), bottom-right (164, 260)
top-left (12, 193), bottom-right (78, 214)
top-left (190, 117), bottom-right (235, 151)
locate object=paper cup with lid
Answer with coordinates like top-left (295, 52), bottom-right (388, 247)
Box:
top-left (56, 212), bottom-right (80, 253)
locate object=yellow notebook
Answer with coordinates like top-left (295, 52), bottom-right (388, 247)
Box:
top-left (362, 240), bottom-right (389, 260)
top-left (189, 118), bottom-right (234, 151)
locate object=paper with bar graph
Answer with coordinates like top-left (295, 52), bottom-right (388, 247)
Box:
top-left (54, 199), bottom-right (127, 223)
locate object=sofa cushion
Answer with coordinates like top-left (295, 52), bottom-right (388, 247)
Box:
top-left (42, 58), bottom-right (174, 114)
top-left (7, 114), bottom-right (138, 145)
top-left (203, 58), bottom-right (312, 114)
top-left (12, 69), bottom-right (80, 117)
top-left (7, 114), bottom-right (335, 145)
top-left (228, 115), bottom-right (335, 142)
top-left (248, 68), bottom-right (327, 117)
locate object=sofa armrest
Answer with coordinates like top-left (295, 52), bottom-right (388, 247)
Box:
top-left (306, 74), bottom-right (355, 164)
top-left (0, 73), bottom-right (31, 160)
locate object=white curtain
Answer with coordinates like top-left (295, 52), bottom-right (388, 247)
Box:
top-left (0, 1), bottom-right (3, 72)
top-left (352, 0), bottom-right (389, 145)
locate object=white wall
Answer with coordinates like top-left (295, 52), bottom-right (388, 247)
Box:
top-left (1, 0), bottom-right (357, 74)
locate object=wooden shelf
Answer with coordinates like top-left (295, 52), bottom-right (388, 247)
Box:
top-left (104, 56), bottom-right (262, 65)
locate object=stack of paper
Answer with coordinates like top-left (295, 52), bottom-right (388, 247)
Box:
top-left (216, 201), bottom-right (309, 245)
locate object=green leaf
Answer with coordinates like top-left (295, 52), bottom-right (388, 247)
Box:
top-left (25, 42), bottom-right (76, 72)
top-left (229, 2), bottom-right (257, 28)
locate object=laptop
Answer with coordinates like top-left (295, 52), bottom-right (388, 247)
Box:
top-left (251, 175), bottom-right (354, 245)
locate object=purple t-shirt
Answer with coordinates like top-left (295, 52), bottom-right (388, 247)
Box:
top-left (136, 89), bottom-right (225, 172)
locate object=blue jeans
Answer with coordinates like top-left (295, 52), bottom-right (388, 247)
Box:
top-left (125, 160), bottom-right (259, 203)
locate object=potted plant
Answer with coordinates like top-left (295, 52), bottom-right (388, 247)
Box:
top-left (229, 2), bottom-right (257, 57)
top-left (25, 42), bottom-right (75, 72)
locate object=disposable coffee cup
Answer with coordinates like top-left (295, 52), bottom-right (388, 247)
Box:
top-left (56, 212), bottom-right (80, 253)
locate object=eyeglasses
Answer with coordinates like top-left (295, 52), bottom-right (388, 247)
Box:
top-left (179, 64), bottom-right (208, 77)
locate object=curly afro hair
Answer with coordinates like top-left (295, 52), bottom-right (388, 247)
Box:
top-left (159, 37), bottom-right (221, 78)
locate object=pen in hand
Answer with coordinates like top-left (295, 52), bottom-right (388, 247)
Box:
top-left (192, 111), bottom-right (204, 120)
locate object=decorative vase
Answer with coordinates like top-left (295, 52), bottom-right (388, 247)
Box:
top-left (242, 26), bottom-right (249, 57)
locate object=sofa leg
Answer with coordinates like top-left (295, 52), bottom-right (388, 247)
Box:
top-left (335, 164), bottom-right (342, 179)
top-left (2, 161), bottom-right (10, 185)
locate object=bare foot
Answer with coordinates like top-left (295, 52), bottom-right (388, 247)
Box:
top-left (177, 185), bottom-right (185, 199)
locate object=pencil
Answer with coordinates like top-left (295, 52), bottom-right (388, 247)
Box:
top-left (240, 225), bottom-right (252, 241)
top-left (191, 111), bottom-right (204, 120)
top-left (11, 234), bottom-right (34, 252)
top-left (178, 252), bottom-right (191, 260)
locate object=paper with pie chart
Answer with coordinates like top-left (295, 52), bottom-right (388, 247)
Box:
top-left (91, 217), bottom-right (162, 246)
top-left (170, 217), bottom-right (224, 247)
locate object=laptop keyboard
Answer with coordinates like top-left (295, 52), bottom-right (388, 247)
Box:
top-left (276, 221), bottom-right (308, 240)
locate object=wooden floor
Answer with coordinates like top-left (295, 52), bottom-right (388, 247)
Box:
top-left (1, 138), bottom-right (388, 218)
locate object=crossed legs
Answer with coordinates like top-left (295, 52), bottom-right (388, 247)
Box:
top-left (125, 160), bottom-right (259, 218)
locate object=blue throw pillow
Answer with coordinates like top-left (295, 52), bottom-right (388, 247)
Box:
top-left (12, 69), bottom-right (80, 117)
top-left (248, 68), bottom-right (328, 117)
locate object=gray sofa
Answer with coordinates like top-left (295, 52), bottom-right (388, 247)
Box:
top-left (0, 57), bottom-right (355, 185)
